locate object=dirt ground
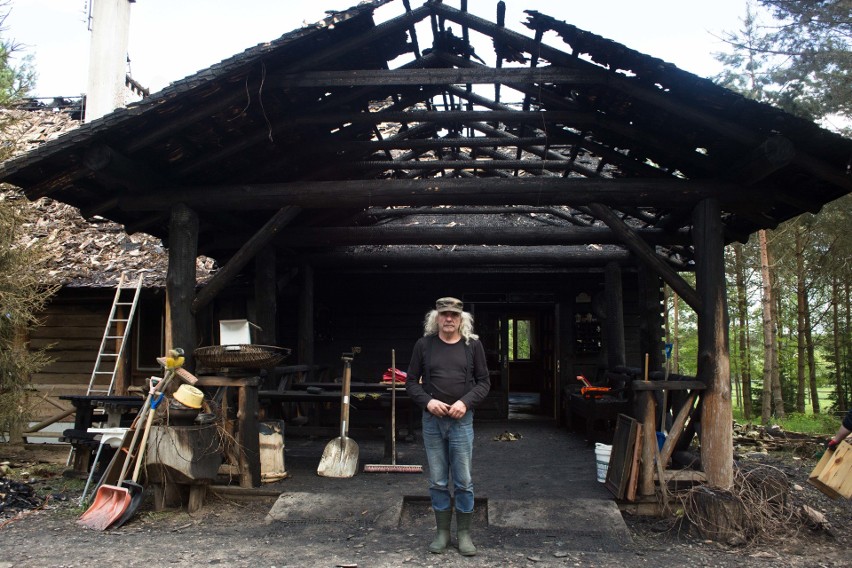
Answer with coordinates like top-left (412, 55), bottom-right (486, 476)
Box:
top-left (1, 441), bottom-right (849, 568)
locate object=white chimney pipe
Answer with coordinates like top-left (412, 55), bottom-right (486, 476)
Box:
top-left (84, 0), bottom-right (135, 122)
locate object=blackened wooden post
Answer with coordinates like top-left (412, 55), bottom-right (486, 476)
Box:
top-left (237, 377), bottom-right (261, 487)
top-left (298, 265), bottom-right (314, 379)
top-left (167, 203), bottom-right (198, 366)
top-left (254, 246), bottom-right (277, 345)
top-left (692, 198), bottom-right (733, 489)
top-left (638, 264), bottom-right (665, 372)
top-left (604, 261), bottom-right (626, 369)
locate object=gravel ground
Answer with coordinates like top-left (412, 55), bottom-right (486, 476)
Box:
top-left (1, 442), bottom-right (849, 567)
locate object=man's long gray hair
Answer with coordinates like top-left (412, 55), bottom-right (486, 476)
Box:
top-left (423, 310), bottom-right (479, 344)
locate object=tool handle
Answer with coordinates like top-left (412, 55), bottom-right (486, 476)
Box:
top-left (391, 349), bottom-right (397, 465)
top-left (340, 357), bottom-right (353, 438)
top-left (131, 394), bottom-right (162, 482)
top-left (117, 369), bottom-right (175, 482)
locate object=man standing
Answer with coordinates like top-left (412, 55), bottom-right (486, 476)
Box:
top-left (406, 297), bottom-right (490, 556)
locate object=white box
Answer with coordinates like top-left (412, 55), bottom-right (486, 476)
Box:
top-left (219, 319), bottom-right (252, 345)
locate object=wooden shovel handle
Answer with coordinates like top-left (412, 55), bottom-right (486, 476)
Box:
top-left (117, 369), bottom-right (175, 482)
top-left (340, 357), bottom-right (353, 438)
top-left (131, 396), bottom-right (159, 483)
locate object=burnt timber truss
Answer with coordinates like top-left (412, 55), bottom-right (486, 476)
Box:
top-left (1, 1), bottom-right (850, 488)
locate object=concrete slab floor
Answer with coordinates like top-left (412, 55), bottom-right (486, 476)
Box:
top-left (264, 418), bottom-right (631, 551)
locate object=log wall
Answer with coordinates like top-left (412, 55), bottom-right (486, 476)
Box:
top-left (25, 288), bottom-right (164, 421)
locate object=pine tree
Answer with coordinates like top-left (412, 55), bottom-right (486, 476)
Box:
top-left (0, 2), bottom-right (55, 438)
top-left (716, 0), bottom-right (851, 126)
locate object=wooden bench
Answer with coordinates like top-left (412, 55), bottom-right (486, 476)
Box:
top-left (259, 385), bottom-right (416, 459)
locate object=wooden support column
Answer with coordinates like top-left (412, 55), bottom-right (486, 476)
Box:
top-left (692, 198), bottom-right (733, 489)
top-left (254, 246), bottom-right (277, 345)
top-left (638, 263), bottom-right (665, 373)
top-left (167, 203), bottom-right (199, 366)
top-left (604, 262), bottom-right (626, 369)
top-left (298, 266), bottom-right (314, 379)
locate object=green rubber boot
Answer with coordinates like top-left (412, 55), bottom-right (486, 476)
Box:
top-left (428, 509), bottom-right (453, 554)
top-left (456, 511), bottom-right (477, 556)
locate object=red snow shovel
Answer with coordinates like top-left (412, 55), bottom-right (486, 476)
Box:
top-left (78, 371), bottom-right (174, 530)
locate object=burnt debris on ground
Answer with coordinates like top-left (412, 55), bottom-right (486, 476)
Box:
top-left (0, 477), bottom-right (44, 517)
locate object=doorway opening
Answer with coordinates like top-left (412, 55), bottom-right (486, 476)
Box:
top-left (472, 303), bottom-right (557, 421)
top-left (507, 312), bottom-right (554, 420)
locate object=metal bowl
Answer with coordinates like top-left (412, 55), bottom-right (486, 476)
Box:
top-left (166, 403), bottom-right (201, 426)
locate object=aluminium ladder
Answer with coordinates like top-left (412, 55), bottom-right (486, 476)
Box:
top-left (67, 272), bottom-right (143, 467)
top-left (85, 271), bottom-right (143, 397)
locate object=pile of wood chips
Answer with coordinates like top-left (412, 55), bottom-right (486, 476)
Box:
top-left (1, 109), bottom-right (217, 288)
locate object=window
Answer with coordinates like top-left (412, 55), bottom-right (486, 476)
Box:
top-left (508, 318), bottom-right (532, 361)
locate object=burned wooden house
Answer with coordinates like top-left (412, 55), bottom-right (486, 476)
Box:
top-left (2, 1), bottom-right (850, 489)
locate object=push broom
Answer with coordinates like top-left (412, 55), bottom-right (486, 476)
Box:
top-left (364, 349), bottom-right (422, 473)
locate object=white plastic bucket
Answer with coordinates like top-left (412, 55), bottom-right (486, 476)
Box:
top-left (594, 443), bottom-right (612, 483)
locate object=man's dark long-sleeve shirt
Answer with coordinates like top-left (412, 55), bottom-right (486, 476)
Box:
top-left (405, 335), bottom-right (490, 410)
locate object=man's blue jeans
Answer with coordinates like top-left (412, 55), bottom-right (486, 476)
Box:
top-left (422, 411), bottom-right (475, 513)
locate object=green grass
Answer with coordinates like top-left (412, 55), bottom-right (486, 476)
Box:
top-left (733, 408), bottom-right (838, 435)
top-left (774, 412), bottom-right (838, 435)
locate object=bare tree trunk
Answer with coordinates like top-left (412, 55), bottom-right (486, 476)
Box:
top-left (845, 280), bottom-right (851, 411)
top-left (673, 291), bottom-right (680, 374)
top-left (759, 230), bottom-right (775, 423)
top-left (795, 230), bottom-right (807, 413)
top-left (734, 243), bottom-right (753, 419)
top-left (833, 277), bottom-right (846, 412)
top-left (767, 237), bottom-right (785, 419)
top-left (805, 298), bottom-right (819, 413)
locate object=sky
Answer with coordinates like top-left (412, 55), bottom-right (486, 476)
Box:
top-left (4, 0), bottom-right (751, 100)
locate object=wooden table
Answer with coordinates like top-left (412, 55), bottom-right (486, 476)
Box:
top-left (566, 392), bottom-right (631, 444)
top-left (259, 384), bottom-right (416, 460)
top-left (59, 395), bottom-right (143, 474)
top-left (195, 375), bottom-right (261, 488)
top-left (59, 395), bottom-right (143, 431)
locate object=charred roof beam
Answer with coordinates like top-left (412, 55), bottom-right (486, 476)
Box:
top-left (373, 202), bottom-right (594, 228)
top-left (271, 225), bottom-right (690, 247)
top-left (328, 135), bottom-right (550, 151)
top-left (289, 246), bottom-right (631, 268)
top-left (436, 51), bottom-right (720, 179)
top-left (171, 49), bottom-right (447, 182)
top-left (430, 2), bottom-right (852, 196)
top-left (442, 84), bottom-right (679, 180)
top-left (288, 109), bottom-right (596, 126)
top-left (272, 67), bottom-right (602, 88)
top-left (120, 178), bottom-right (753, 212)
